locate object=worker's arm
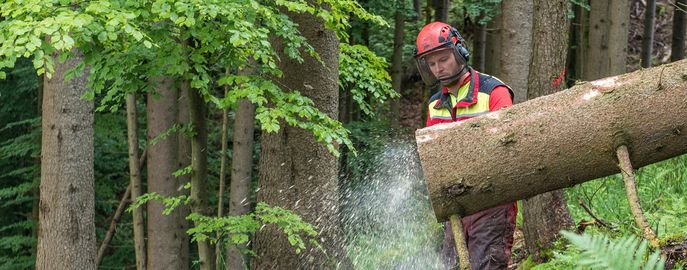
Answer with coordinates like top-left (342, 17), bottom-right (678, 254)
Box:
top-left (489, 86), bottom-right (513, 112)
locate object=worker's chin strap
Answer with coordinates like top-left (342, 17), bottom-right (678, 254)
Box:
top-left (439, 65), bottom-right (468, 87)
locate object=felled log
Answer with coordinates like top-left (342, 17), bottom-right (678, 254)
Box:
top-left (416, 60), bottom-right (687, 222)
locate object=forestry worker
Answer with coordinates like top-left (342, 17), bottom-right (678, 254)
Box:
top-left (414, 21), bottom-right (517, 270)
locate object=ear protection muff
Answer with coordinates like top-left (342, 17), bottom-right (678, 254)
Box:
top-left (448, 27), bottom-right (470, 62)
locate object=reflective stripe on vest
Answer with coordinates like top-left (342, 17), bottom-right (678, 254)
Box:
top-left (427, 71), bottom-right (509, 122)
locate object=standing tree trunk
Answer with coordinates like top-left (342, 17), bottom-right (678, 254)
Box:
top-left (177, 81), bottom-right (192, 270)
top-left (608, 0), bottom-right (629, 75)
top-left (500, 0), bottom-right (533, 103)
top-left (216, 78), bottom-right (230, 268)
top-left (226, 70), bottom-right (257, 270)
top-left (225, 101), bottom-right (256, 270)
top-left (473, 20), bottom-right (488, 71)
top-left (586, 0), bottom-right (629, 79)
top-left (434, 0), bottom-right (449, 22)
top-left (522, 0), bottom-right (573, 261)
top-left (586, 0), bottom-right (609, 79)
top-left (571, 2), bottom-right (589, 80)
top-left (641, 0), bottom-right (657, 68)
top-left (32, 73), bottom-right (44, 257)
top-left (672, 0), bottom-right (687, 61)
top-left (36, 52), bottom-right (95, 270)
top-left (146, 77), bottom-right (185, 270)
top-left (390, 0), bottom-right (405, 129)
top-left (126, 94), bottom-right (146, 270)
top-left (484, 12), bottom-right (502, 76)
top-left (413, 0), bottom-right (422, 18)
top-left (252, 3), bottom-right (349, 269)
top-left (188, 87), bottom-right (216, 270)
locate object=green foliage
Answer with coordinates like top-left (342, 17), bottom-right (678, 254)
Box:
top-left (128, 191), bottom-right (191, 216)
top-left (560, 231), bottom-right (665, 270)
top-left (218, 75), bottom-right (355, 156)
top-left (0, 0), bottom-right (393, 158)
top-left (149, 123), bottom-right (193, 146)
top-left (172, 165), bottom-right (193, 178)
top-left (457, 0), bottom-right (503, 25)
top-left (339, 43), bottom-right (398, 116)
top-left (566, 154), bottom-right (687, 238)
top-left (131, 189), bottom-right (319, 256)
top-left (188, 202), bottom-right (321, 255)
top-left (567, 0), bottom-right (591, 18)
top-left (530, 154), bottom-right (687, 269)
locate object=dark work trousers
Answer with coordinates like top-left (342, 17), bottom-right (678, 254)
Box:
top-left (441, 203), bottom-right (517, 270)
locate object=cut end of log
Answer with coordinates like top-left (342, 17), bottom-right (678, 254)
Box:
top-left (581, 89), bottom-right (601, 101)
top-left (416, 134), bottom-right (435, 144)
top-left (590, 75), bottom-right (620, 89)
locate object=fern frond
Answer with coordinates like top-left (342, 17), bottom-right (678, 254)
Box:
top-left (561, 231), bottom-right (665, 270)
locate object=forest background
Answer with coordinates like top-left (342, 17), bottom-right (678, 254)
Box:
top-left (1, 0), bottom-right (687, 269)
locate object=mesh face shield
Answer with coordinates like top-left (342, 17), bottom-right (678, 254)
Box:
top-left (415, 46), bottom-right (468, 87)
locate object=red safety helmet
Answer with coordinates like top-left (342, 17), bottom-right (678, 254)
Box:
top-left (414, 22), bottom-right (470, 86)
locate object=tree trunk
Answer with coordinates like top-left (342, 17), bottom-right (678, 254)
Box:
top-left (32, 74), bottom-right (44, 257)
top-left (96, 184), bottom-right (131, 266)
top-left (36, 52), bottom-right (95, 270)
top-left (522, 0), bottom-right (573, 260)
top-left (413, 0), bottom-right (422, 18)
top-left (252, 3), bottom-right (349, 268)
top-left (126, 94), bottom-right (147, 270)
top-left (434, 0), bottom-right (449, 22)
top-left (641, 0), bottom-right (657, 68)
top-left (426, 0), bottom-right (433, 24)
top-left (586, 0), bottom-right (610, 80)
top-left (225, 97), bottom-right (256, 270)
top-left (188, 86), bottom-right (216, 270)
top-left (177, 81), bottom-right (192, 270)
top-left (96, 149), bottom-right (147, 267)
top-left (216, 83), bottom-right (229, 268)
top-left (390, 0), bottom-right (405, 129)
top-left (672, 0), bottom-right (687, 61)
top-left (573, 3), bottom-right (589, 80)
top-left (484, 13), bottom-right (502, 76)
top-left (499, 0), bottom-right (533, 104)
top-left (473, 19), bottom-right (487, 71)
top-left (586, 0), bottom-right (629, 79)
top-left (608, 0), bottom-right (629, 75)
top-left (415, 59), bottom-right (687, 221)
top-left (147, 77), bottom-right (185, 270)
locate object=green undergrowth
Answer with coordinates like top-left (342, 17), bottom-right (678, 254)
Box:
top-left (522, 153), bottom-right (687, 269)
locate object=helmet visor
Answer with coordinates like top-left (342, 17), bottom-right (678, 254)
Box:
top-left (415, 47), bottom-right (467, 86)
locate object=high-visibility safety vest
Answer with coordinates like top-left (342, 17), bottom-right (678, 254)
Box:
top-left (426, 69), bottom-right (514, 126)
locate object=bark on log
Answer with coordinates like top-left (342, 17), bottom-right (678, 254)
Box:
top-left (416, 60), bottom-right (687, 222)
